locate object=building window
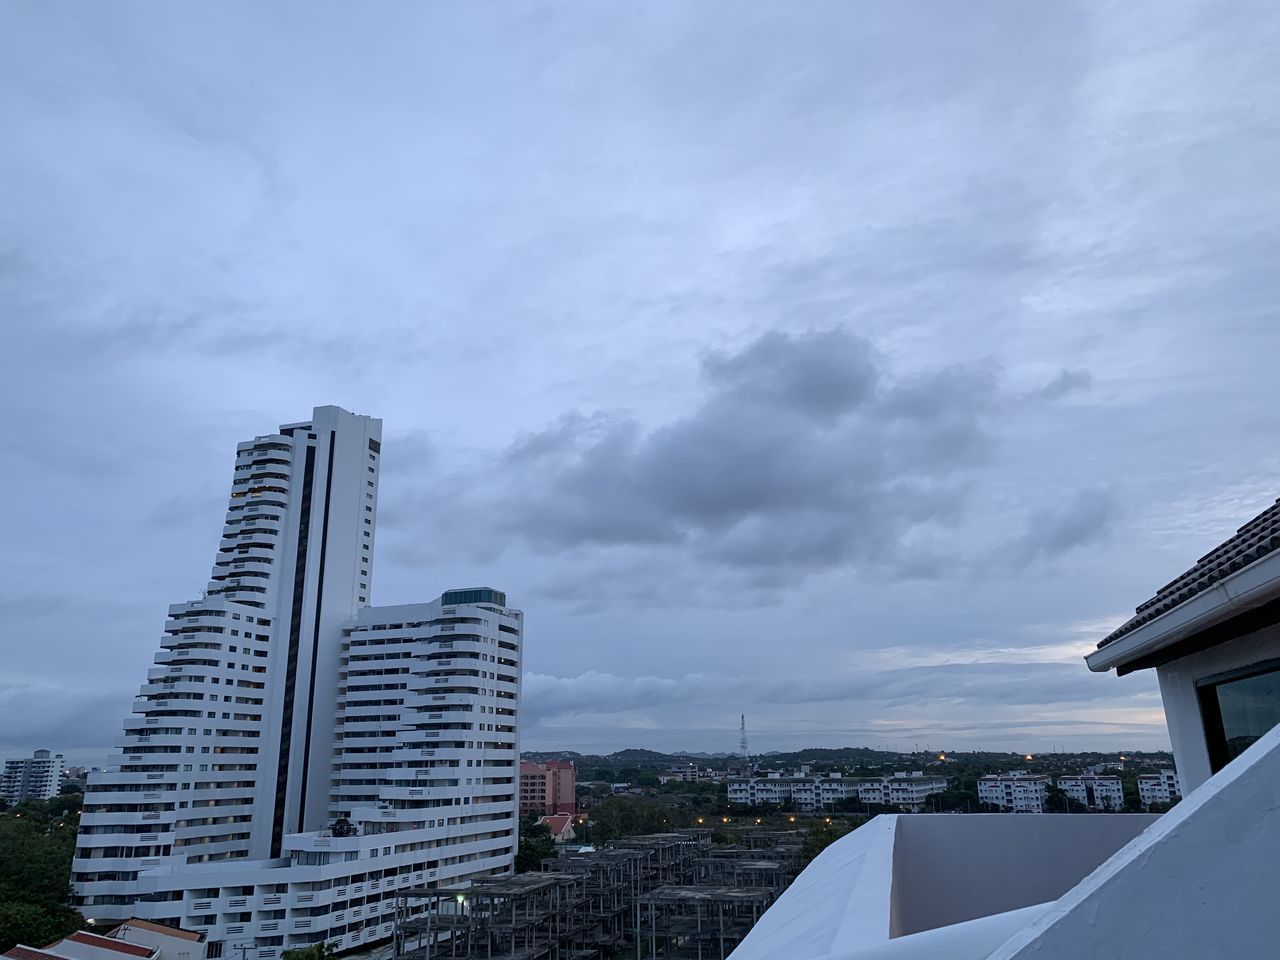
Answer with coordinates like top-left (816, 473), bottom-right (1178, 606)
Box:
top-left (1198, 657), bottom-right (1280, 772)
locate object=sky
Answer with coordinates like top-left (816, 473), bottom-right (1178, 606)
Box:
top-left (3, 1), bottom-right (1280, 766)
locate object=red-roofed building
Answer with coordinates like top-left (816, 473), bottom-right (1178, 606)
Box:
top-left (2, 920), bottom-right (204, 960)
top-left (536, 813), bottom-right (577, 843)
top-left (3, 948), bottom-right (67, 960)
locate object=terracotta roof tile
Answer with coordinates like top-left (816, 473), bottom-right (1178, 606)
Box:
top-left (1099, 497), bottom-right (1280, 648)
top-left (64, 933), bottom-right (154, 958)
top-left (4, 947), bottom-right (65, 960)
top-left (116, 921), bottom-right (203, 944)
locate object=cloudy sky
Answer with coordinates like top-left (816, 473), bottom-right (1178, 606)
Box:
top-left (4, 1), bottom-right (1280, 765)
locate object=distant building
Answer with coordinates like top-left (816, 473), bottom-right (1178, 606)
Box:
top-left (1057, 774), bottom-right (1125, 811)
top-left (978, 771), bottom-right (1051, 813)
top-left (661, 763), bottom-right (716, 783)
top-left (862, 772), bottom-right (948, 812)
top-left (1, 749), bottom-right (65, 803)
top-left (729, 771), bottom-right (945, 813)
top-left (1138, 768), bottom-right (1183, 808)
top-left (520, 759), bottom-right (577, 816)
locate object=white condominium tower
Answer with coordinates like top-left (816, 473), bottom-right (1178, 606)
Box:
top-left (72, 406), bottom-right (522, 958)
top-left (1, 748), bottom-right (66, 803)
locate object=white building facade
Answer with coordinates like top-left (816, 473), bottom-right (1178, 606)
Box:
top-left (1, 748), bottom-right (65, 803)
top-left (1055, 775), bottom-right (1124, 811)
top-left (729, 772), bottom-right (945, 813)
top-left (71, 407), bottom-right (521, 959)
top-left (1137, 768), bottom-right (1182, 808)
top-left (978, 773), bottom-right (1050, 813)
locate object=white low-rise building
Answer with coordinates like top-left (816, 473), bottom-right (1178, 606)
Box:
top-left (1055, 774), bottom-right (1125, 811)
top-left (858, 772), bottom-right (948, 812)
top-left (977, 772), bottom-right (1050, 813)
top-left (1138, 768), bottom-right (1183, 808)
top-left (729, 772), bottom-right (945, 813)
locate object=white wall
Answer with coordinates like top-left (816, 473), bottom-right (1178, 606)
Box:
top-left (990, 722), bottom-right (1280, 960)
top-left (1156, 620), bottom-right (1280, 792)
top-left (889, 814), bottom-right (1154, 938)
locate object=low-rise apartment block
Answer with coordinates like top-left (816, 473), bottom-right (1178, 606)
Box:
top-left (729, 771), bottom-right (945, 813)
top-left (978, 771), bottom-right (1051, 813)
top-left (1057, 774), bottom-right (1125, 811)
top-left (1138, 768), bottom-right (1183, 808)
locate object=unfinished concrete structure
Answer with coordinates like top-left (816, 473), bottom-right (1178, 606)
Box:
top-left (390, 829), bottom-right (803, 960)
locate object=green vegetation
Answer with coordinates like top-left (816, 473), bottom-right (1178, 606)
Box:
top-left (0, 793), bottom-right (86, 952)
top-left (515, 819), bottom-right (556, 873)
top-left (798, 818), bottom-right (858, 869)
top-left (588, 796), bottom-right (676, 843)
top-left (282, 943), bottom-right (338, 960)
top-left (1042, 784), bottom-right (1089, 814)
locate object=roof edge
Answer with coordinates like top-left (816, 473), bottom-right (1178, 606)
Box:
top-left (1087, 548), bottom-right (1280, 673)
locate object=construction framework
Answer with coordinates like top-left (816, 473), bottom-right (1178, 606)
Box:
top-left (390, 829), bottom-right (801, 960)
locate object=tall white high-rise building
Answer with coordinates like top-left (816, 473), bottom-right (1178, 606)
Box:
top-left (72, 406), bottom-right (521, 958)
top-left (1, 748), bottom-right (66, 803)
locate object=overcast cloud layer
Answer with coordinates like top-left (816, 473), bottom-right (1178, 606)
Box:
top-left (4, 1), bottom-right (1280, 764)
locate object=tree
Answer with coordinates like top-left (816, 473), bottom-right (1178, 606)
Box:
top-left (798, 819), bottom-right (854, 869)
top-left (282, 942), bottom-right (338, 960)
top-left (0, 903), bottom-right (82, 953)
top-left (1042, 785), bottom-right (1088, 814)
top-left (587, 796), bottom-right (669, 843)
top-left (515, 821), bottom-right (556, 873)
top-left (0, 800), bottom-right (84, 951)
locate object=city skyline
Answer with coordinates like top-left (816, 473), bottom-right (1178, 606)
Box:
top-left (7, 2), bottom-right (1280, 763)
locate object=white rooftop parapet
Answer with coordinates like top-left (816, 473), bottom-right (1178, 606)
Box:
top-left (730, 812), bottom-right (1156, 960)
top-left (731, 815), bottom-right (897, 958)
top-left (989, 721), bottom-right (1280, 960)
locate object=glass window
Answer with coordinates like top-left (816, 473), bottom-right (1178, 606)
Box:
top-left (1198, 659), bottom-right (1280, 772)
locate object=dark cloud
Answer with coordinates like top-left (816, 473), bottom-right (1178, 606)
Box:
top-left (1036, 368), bottom-right (1093, 401)
top-left (1011, 487), bottom-right (1118, 564)
top-left (482, 329), bottom-right (1001, 572)
top-left (0, 684), bottom-right (135, 763)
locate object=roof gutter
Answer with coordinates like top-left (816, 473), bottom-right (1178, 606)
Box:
top-left (1087, 550), bottom-right (1280, 674)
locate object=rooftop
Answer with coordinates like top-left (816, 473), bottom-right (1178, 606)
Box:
top-left (1099, 496), bottom-right (1280, 648)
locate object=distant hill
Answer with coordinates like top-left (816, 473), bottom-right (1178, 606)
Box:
top-left (521, 744), bottom-right (1175, 772)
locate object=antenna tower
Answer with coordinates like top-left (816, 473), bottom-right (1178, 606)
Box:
top-left (739, 714), bottom-right (749, 762)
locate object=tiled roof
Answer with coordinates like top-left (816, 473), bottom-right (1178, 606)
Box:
top-left (64, 933), bottom-right (154, 958)
top-left (1099, 497), bottom-right (1280, 648)
top-left (537, 814), bottom-right (575, 835)
top-left (4, 948), bottom-right (65, 960)
top-left (116, 920), bottom-right (204, 944)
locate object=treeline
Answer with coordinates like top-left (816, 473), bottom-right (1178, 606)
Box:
top-left (0, 792), bottom-right (86, 951)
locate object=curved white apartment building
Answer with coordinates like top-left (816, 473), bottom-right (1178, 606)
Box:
top-left (71, 407), bottom-right (521, 959)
